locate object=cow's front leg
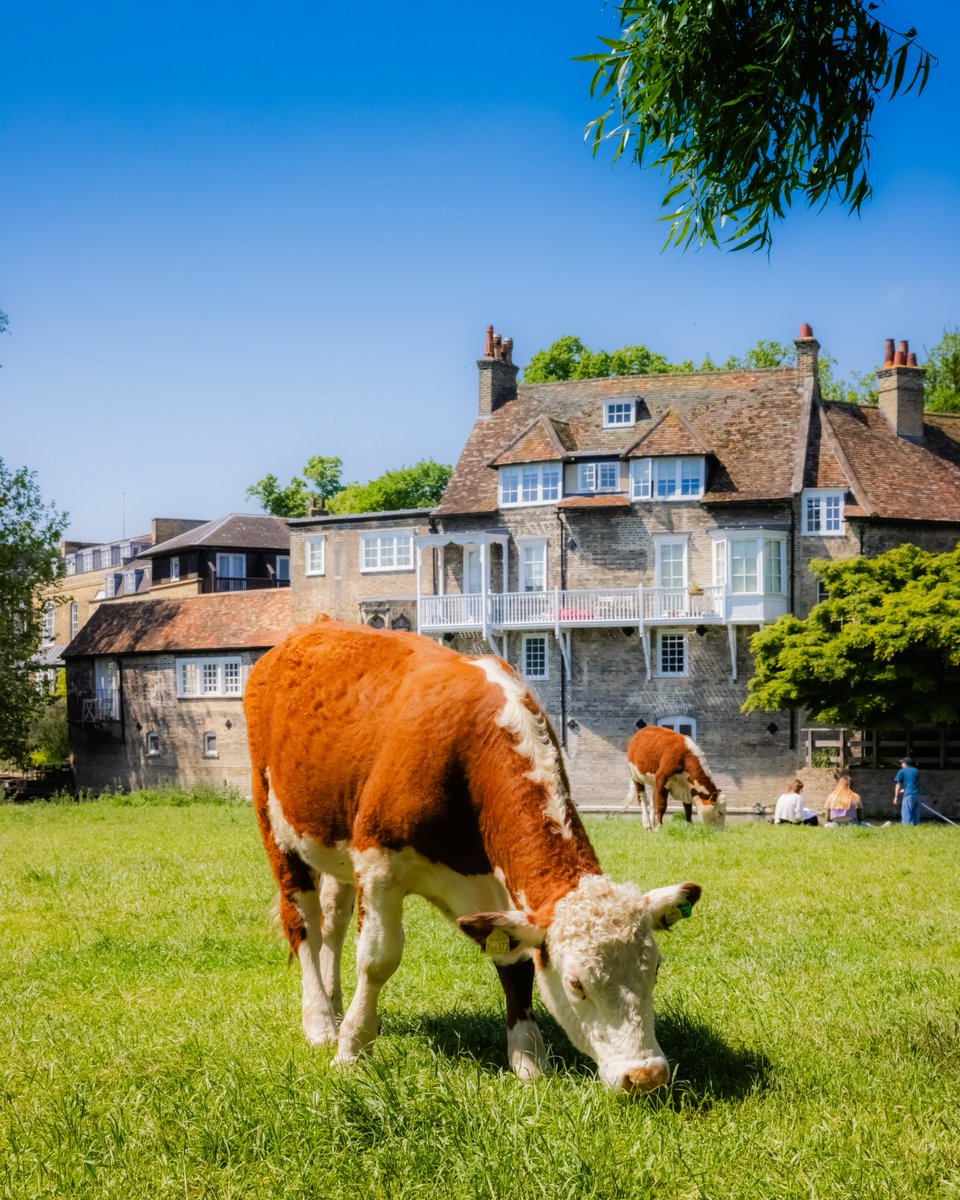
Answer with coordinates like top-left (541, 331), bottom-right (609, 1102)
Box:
top-left (654, 774), bottom-right (670, 827)
top-left (496, 958), bottom-right (550, 1080)
top-left (292, 886), bottom-right (341, 1046)
top-left (335, 874), bottom-right (404, 1065)
top-left (318, 874), bottom-right (355, 1020)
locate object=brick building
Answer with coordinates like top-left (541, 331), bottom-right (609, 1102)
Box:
top-left (63, 590), bottom-right (293, 793)
top-left (140, 513), bottom-right (291, 598)
top-left (401, 326), bottom-right (960, 810)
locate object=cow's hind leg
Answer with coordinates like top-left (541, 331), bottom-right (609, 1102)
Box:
top-left (335, 868), bottom-right (405, 1065)
top-left (496, 958), bottom-right (550, 1080)
top-left (654, 774), bottom-right (670, 827)
top-left (318, 874), bottom-right (355, 1020)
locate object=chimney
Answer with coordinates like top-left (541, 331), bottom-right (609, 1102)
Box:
top-left (794, 323), bottom-right (820, 381)
top-left (877, 337), bottom-right (925, 439)
top-left (478, 324), bottom-right (518, 417)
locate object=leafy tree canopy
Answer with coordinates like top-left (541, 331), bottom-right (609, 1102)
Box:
top-left (523, 334), bottom-right (878, 402)
top-left (327, 460), bottom-right (452, 514)
top-left (247, 457), bottom-right (451, 517)
top-left (744, 543), bottom-right (960, 729)
top-left (0, 459), bottom-right (69, 766)
top-left (246, 456), bottom-right (344, 518)
top-left (923, 327), bottom-right (960, 413)
top-left (581, 2), bottom-right (934, 251)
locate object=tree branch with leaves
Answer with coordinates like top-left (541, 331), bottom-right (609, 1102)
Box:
top-left (582, 1), bottom-right (935, 251)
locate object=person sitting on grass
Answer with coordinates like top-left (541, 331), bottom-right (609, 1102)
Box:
top-left (773, 779), bottom-right (818, 826)
top-left (823, 773), bottom-right (863, 827)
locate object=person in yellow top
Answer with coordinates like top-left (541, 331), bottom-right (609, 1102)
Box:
top-left (823, 773), bottom-right (863, 827)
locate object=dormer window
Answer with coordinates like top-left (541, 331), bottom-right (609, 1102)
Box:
top-left (498, 464), bottom-right (562, 507)
top-left (603, 399), bottom-right (635, 428)
top-left (577, 461), bottom-right (620, 493)
top-left (630, 457), bottom-right (705, 501)
top-left (802, 489), bottom-right (845, 536)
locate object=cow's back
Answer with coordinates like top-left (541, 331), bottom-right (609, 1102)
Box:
top-left (245, 619), bottom-right (500, 870)
top-left (626, 726), bottom-right (686, 776)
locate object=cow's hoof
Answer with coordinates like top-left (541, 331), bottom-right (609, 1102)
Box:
top-left (304, 1025), bottom-right (339, 1047)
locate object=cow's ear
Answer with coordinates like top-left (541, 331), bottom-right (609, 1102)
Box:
top-left (644, 883), bottom-right (702, 931)
top-left (457, 911), bottom-right (545, 953)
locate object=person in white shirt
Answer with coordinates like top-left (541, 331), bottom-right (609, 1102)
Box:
top-left (773, 779), bottom-right (818, 826)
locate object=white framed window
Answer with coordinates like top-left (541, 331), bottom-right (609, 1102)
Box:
top-left (123, 570), bottom-right (140, 595)
top-left (498, 463), bottom-right (562, 507)
top-left (276, 555), bottom-right (290, 582)
top-left (521, 634), bottom-right (549, 680)
top-left (577, 461), bottom-right (620, 492)
top-left (170, 556), bottom-right (180, 582)
top-left (657, 633), bottom-right (688, 677)
top-left (146, 731), bottom-right (160, 757)
top-left (655, 540), bottom-right (688, 590)
top-left (630, 457), bottom-right (705, 501)
top-left (360, 532), bottom-right (414, 572)
top-left (216, 553), bottom-right (246, 590)
top-left (110, 545), bottom-right (121, 567)
top-left (69, 602), bottom-right (79, 640)
top-left (65, 556), bottom-right (76, 576)
top-left (659, 714), bottom-right (697, 740)
top-left (203, 731), bottom-right (218, 758)
top-left (802, 489), bottom-right (845, 536)
top-left (463, 545), bottom-right (482, 593)
top-left (104, 573), bottom-right (122, 599)
top-left (176, 657), bottom-right (243, 699)
top-left (305, 536), bottom-right (325, 576)
top-left (120, 542), bottom-right (131, 560)
top-left (81, 551), bottom-right (94, 572)
top-left (816, 579), bottom-right (829, 605)
top-left (603, 399), bottom-right (636, 428)
top-left (41, 605), bottom-right (55, 641)
top-left (518, 539), bottom-right (548, 592)
top-left (714, 535), bottom-right (787, 595)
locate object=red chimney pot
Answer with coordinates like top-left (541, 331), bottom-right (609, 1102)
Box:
top-left (798, 323), bottom-right (814, 339)
top-left (883, 338), bottom-right (895, 367)
top-left (484, 325), bottom-right (494, 357)
top-left (906, 352), bottom-right (918, 367)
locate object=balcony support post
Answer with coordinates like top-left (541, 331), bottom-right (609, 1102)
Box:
top-left (556, 629), bottom-right (571, 674)
top-left (416, 545), bottom-right (423, 635)
top-left (640, 628), bottom-right (651, 681)
top-left (727, 624), bottom-right (738, 681)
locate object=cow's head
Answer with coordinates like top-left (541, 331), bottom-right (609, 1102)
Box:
top-left (459, 874), bottom-right (701, 1092)
top-left (697, 794), bottom-right (727, 829)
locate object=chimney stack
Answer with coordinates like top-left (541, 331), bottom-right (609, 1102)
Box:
top-left (794, 322), bottom-right (820, 383)
top-left (478, 324), bottom-right (518, 417)
top-left (877, 337), bottom-right (925, 439)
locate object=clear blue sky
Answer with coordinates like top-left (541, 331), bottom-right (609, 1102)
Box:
top-left (2, 2), bottom-right (958, 541)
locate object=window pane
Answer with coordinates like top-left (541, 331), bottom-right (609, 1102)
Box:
top-left (763, 540), bottom-right (783, 593)
top-left (223, 661), bottom-right (241, 694)
top-left (658, 544), bottom-right (685, 588)
top-left (825, 495), bottom-right (842, 531)
top-left (523, 636), bottom-right (547, 679)
top-left (599, 462), bottom-right (618, 490)
top-left (659, 634), bottom-right (686, 675)
top-left (500, 470), bottom-right (519, 504)
top-left (806, 497), bottom-right (821, 532)
top-left (730, 539), bottom-right (760, 593)
top-left (521, 468), bottom-right (539, 503)
top-left (680, 458), bottom-right (702, 496)
top-left (632, 459), bottom-right (652, 500)
top-left (202, 662), bottom-right (219, 694)
top-left (655, 461), bottom-right (678, 497)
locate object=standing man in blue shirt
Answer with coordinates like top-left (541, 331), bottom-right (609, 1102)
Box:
top-left (893, 756), bottom-right (922, 825)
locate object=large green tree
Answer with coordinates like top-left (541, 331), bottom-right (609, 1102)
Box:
top-left (924, 327), bottom-right (960, 413)
top-left (246, 456), bottom-right (344, 518)
top-left (247, 457), bottom-right (451, 517)
top-left (0, 460), bottom-right (69, 766)
top-left (327, 460), bottom-right (452, 514)
top-left (582, 2), bottom-right (934, 251)
top-left (744, 543), bottom-right (960, 729)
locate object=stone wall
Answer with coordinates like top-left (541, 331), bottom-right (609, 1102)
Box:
top-left (68, 651), bottom-right (266, 794)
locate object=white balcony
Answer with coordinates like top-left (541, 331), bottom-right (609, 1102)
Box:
top-left (418, 585), bottom-right (725, 634)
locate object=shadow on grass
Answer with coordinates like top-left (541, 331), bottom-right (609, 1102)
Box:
top-left (388, 1004), bottom-right (770, 1104)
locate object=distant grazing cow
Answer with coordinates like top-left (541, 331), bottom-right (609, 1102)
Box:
top-left (627, 723), bottom-right (726, 829)
top-left (245, 619), bottom-right (702, 1093)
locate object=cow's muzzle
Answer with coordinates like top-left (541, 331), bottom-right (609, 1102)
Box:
top-left (620, 1060), bottom-right (670, 1093)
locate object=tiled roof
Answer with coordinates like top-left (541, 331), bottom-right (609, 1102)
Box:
top-left (822, 405), bottom-right (960, 522)
top-left (556, 493), bottom-right (631, 510)
top-left (137, 514), bottom-right (290, 557)
top-left (437, 369), bottom-right (807, 514)
top-left (489, 415), bottom-right (571, 466)
top-left (626, 410), bottom-right (712, 458)
top-left (63, 589), bottom-right (294, 657)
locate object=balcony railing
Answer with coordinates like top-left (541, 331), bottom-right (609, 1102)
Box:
top-left (214, 577), bottom-right (291, 593)
top-left (80, 691), bottom-right (120, 722)
top-left (419, 585), bottom-right (724, 633)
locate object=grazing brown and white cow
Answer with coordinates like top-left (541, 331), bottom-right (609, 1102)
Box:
top-left (627, 723), bottom-right (726, 829)
top-left (245, 619), bottom-right (702, 1093)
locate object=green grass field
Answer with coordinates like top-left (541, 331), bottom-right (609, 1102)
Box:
top-left (1, 793), bottom-right (958, 1200)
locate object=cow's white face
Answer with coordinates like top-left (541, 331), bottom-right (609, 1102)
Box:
top-left (461, 875), bottom-right (701, 1092)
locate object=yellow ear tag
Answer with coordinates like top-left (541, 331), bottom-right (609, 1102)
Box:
top-left (484, 928), bottom-right (512, 956)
